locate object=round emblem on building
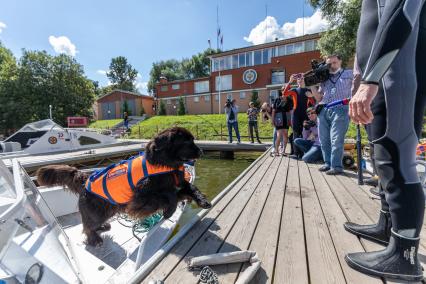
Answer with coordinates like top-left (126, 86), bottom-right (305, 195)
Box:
top-left (243, 69), bottom-right (258, 85)
top-left (48, 136), bottom-right (57, 144)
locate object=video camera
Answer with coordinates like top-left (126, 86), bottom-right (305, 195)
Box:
top-left (225, 98), bottom-right (232, 108)
top-left (303, 60), bottom-right (331, 87)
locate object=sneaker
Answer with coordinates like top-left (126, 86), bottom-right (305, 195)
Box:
top-left (250, 141), bottom-right (254, 144)
top-left (319, 165), bottom-right (331, 172)
top-left (237, 141), bottom-right (241, 144)
top-left (325, 168), bottom-right (343, 175)
top-left (228, 141), bottom-right (233, 144)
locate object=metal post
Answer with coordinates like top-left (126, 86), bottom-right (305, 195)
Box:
top-left (357, 124), bottom-right (364, 185)
top-left (218, 70), bottom-right (221, 114)
top-left (49, 105), bottom-right (52, 120)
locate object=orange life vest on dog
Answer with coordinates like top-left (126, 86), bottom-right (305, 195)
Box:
top-left (85, 155), bottom-right (187, 205)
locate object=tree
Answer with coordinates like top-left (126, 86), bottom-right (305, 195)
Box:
top-left (308, 0), bottom-right (361, 64)
top-left (250, 90), bottom-right (261, 108)
top-left (0, 42), bottom-right (18, 134)
top-left (0, 48), bottom-right (96, 132)
top-left (148, 48), bottom-right (220, 94)
top-left (158, 100), bottom-right (166, 115)
top-left (148, 59), bottom-right (184, 94)
top-left (107, 56), bottom-right (138, 91)
top-left (177, 96), bottom-right (186, 115)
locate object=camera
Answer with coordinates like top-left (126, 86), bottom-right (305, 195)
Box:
top-left (303, 120), bottom-right (316, 130)
top-left (303, 60), bottom-right (331, 87)
top-left (225, 99), bottom-right (232, 108)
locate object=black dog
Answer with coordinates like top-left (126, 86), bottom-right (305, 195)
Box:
top-left (37, 127), bottom-right (212, 246)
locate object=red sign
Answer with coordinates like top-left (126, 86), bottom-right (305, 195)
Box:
top-left (67, 117), bottom-right (89, 127)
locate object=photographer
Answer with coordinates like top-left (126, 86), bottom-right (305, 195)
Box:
top-left (283, 74), bottom-right (315, 159)
top-left (294, 107), bottom-right (322, 163)
top-left (308, 54), bottom-right (353, 175)
top-left (272, 91), bottom-right (293, 156)
top-left (224, 99), bottom-right (240, 144)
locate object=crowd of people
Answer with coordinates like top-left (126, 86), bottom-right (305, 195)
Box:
top-left (225, 54), bottom-right (353, 176)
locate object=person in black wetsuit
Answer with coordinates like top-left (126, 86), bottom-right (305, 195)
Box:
top-left (343, 1), bottom-right (426, 281)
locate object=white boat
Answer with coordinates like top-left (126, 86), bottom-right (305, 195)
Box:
top-left (0, 119), bottom-right (122, 159)
top-left (0, 159), bottom-right (190, 283)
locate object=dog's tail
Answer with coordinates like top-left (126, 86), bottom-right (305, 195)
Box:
top-left (36, 165), bottom-right (85, 195)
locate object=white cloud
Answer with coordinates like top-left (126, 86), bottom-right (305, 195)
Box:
top-left (244, 11), bottom-right (328, 45)
top-left (97, 69), bottom-right (107, 75)
top-left (0, 22), bottom-right (6, 33)
top-left (136, 81), bottom-right (148, 94)
top-left (48, 35), bottom-right (77, 56)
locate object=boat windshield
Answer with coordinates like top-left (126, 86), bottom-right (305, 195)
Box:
top-left (0, 160), bottom-right (82, 283)
top-left (17, 119), bottom-right (63, 132)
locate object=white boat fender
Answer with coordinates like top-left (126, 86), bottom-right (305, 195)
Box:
top-left (188, 250), bottom-right (261, 284)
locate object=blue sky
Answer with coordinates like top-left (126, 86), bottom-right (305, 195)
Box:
top-left (0, 0), bottom-right (326, 94)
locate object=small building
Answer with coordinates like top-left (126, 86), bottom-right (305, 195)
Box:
top-left (155, 33), bottom-right (322, 115)
top-left (96, 90), bottom-right (155, 120)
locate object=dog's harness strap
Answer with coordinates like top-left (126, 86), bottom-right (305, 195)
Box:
top-left (142, 157), bottom-right (149, 177)
top-left (102, 173), bottom-right (118, 205)
top-left (127, 158), bottom-right (136, 191)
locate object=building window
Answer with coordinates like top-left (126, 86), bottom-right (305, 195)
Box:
top-left (204, 95), bottom-right (210, 102)
top-left (314, 40), bottom-right (319, 50)
top-left (215, 74), bottom-right (232, 91)
top-left (270, 90), bottom-right (279, 104)
top-left (271, 47), bottom-right (276, 57)
top-left (254, 50), bottom-right (262, 65)
top-left (194, 96), bottom-right (200, 103)
top-left (232, 55), bottom-right (239, 69)
top-left (215, 94), bottom-right (219, 101)
top-left (167, 99), bottom-right (171, 105)
top-left (286, 44), bottom-right (294, 55)
top-left (161, 86), bottom-right (168, 92)
top-left (263, 48), bottom-right (271, 64)
top-left (172, 84), bottom-right (180, 90)
top-left (239, 53), bottom-right (246, 68)
top-left (240, 91), bottom-right (246, 99)
top-left (305, 40), bottom-right (315, 52)
top-left (246, 51), bottom-right (253, 66)
top-left (294, 42), bottom-right (304, 53)
top-left (271, 70), bottom-right (285, 85)
top-left (219, 58), bottom-right (225, 71)
top-left (278, 45), bottom-right (286, 56)
top-left (194, 80), bottom-right (209, 93)
top-left (213, 58), bottom-right (219, 72)
top-left (225, 56), bottom-right (232, 70)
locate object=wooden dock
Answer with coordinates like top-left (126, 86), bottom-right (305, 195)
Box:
top-left (2, 140), bottom-right (270, 172)
top-left (138, 152), bottom-right (426, 284)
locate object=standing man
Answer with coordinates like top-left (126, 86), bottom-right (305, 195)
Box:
top-left (309, 55), bottom-right (353, 175)
top-left (225, 99), bottom-right (241, 144)
top-left (283, 74), bottom-right (314, 159)
top-left (123, 111), bottom-right (129, 130)
top-left (247, 102), bottom-right (262, 144)
top-left (344, 1), bottom-right (426, 281)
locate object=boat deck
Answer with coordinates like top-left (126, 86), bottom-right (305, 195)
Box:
top-left (140, 152), bottom-right (426, 284)
top-left (2, 140), bottom-right (270, 172)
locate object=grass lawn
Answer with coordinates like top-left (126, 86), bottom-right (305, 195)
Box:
top-left (120, 114), bottom-right (369, 143)
top-left (88, 119), bottom-right (122, 129)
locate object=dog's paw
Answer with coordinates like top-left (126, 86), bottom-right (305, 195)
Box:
top-left (96, 223), bottom-right (111, 232)
top-left (197, 199), bottom-right (212, 209)
top-left (86, 234), bottom-right (103, 247)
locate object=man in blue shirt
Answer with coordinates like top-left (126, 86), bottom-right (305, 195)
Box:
top-left (309, 55), bottom-right (353, 175)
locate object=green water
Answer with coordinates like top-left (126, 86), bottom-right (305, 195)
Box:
top-left (178, 151), bottom-right (261, 226)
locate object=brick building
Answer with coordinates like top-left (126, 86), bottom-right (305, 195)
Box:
top-left (96, 90), bottom-right (155, 120)
top-left (155, 33), bottom-right (322, 115)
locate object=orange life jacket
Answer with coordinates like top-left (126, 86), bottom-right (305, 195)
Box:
top-left (85, 155), bottom-right (187, 205)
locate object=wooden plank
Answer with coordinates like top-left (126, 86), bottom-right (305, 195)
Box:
top-left (273, 158), bottom-right (309, 284)
top-left (211, 156), bottom-right (285, 284)
top-left (237, 157), bottom-right (290, 284)
top-left (142, 153), bottom-right (272, 283)
top-left (298, 161), bottom-right (347, 284)
top-left (307, 164), bottom-right (381, 284)
top-left (163, 155), bottom-right (279, 283)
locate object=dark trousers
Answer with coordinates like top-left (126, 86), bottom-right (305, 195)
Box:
top-left (227, 121), bottom-right (241, 143)
top-left (249, 121), bottom-right (260, 143)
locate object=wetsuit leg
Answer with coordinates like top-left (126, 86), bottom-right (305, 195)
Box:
top-left (414, 5), bottom-right (426, 139)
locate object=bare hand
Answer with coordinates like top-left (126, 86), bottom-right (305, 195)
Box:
top-left (349, 83), bottom-right (378, 124)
